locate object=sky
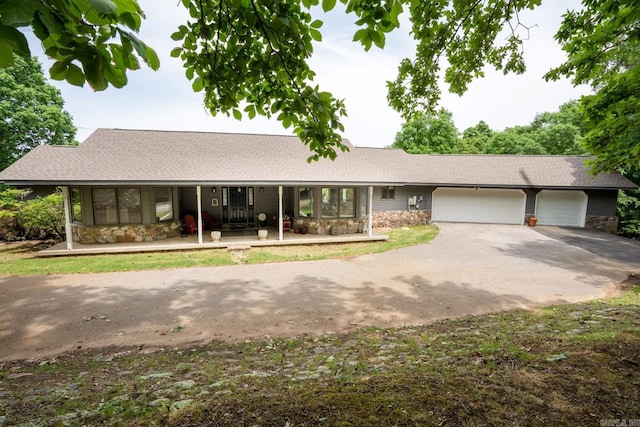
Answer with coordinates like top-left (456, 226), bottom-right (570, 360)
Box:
top-left (28, 0), bottom-right (590, 148)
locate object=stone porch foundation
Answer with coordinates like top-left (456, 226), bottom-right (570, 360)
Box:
top-left (292, 218), bottom-right (366, 235)
top-left (372, 210), bottom-right (431, 228)
top-left (72, 221), bottom-right (182, 244)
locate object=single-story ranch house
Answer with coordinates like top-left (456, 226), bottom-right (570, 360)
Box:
top-left (0, 128), bottom-right (636, 251)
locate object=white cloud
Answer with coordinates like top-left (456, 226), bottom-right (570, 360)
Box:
top-left (29, 0), bottom-right (588, 147)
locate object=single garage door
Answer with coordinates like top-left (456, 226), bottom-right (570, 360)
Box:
top-left (535, 190), bottom-right (587, 227)
top-left (432, 188), bottom-right (526, 224)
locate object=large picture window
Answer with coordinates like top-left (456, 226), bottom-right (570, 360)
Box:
top-left (322, 187), bottom-right (355, 218)
top-left (93, 188), bottom-right (141, 225)
top-left (154, 187), bottom-right (174, 221)
top-left (299, 187), bottom-right (314, 217)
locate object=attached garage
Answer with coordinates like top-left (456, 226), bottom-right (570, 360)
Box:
top-left (432, 188), bottom-right (526, 224)
top-left (535, 190), bottom-right (587, 227)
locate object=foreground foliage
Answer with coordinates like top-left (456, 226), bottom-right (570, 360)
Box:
top-left (1, 284), bottom-right (638, 426)
top-left (0, 0), bottom-right (159, 90)
top-left (3, 1), bottom-right (638, 167)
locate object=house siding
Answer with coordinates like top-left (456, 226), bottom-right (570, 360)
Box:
top-left (372, 185), bottom-right (434, 211)
top-left (586, 189), bottom-right (618, 216)
top-left (524, 189), bottom-right (538, 215)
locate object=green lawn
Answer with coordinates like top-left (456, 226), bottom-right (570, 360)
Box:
top-left (0, 225), bottom-right (438, 275)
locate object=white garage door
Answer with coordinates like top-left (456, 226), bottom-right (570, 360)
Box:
top-left (432, 188), bottom-right (526, 224)
top-left (535, 190), bottom-right (587, 227)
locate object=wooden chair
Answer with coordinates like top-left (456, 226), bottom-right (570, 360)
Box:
top-left (282, 219), bottom-right (292, 232)
top-left (183, 214), bottom-right (198, 235)
top-left (202, 211), bottom-right (221, 230)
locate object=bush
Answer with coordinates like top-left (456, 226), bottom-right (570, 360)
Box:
top-left (617, 167), bottom-right (640, 239)
top-left (0, 188), bottom-right (65, 241)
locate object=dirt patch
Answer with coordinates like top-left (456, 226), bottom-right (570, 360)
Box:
top-left (1, 297), bottom-right (639, 426)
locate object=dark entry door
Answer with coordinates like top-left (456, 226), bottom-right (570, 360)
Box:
top-left (229, 186), bottom-right (246, 223)
top-left (223, 186), bottom-right (255, 225)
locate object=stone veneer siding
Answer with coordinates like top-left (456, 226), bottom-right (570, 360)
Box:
top-left (292, 218), bottom-right (366, 235)
top-left (72, 221), bottom-right (182, 244)
top-left (372, 210), bottom-right (431, 228)
top-left (585, 215), bottom-right (618, 233)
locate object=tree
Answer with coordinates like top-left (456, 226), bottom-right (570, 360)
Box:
top-left (545, 0), bottom-right (640, 171)
top-left (0, 0), bottom-right (159, 91)
top-left (526, 101), bottom-right (587, 155)
top-left (392, 109), bottom-right (458, 154)
top-left (484, 128), bottom-right (546, 155)
top-left (2, 1), bottom-right (638, 165)
top-left (453, 121), bottom-right (495, 154)
top-left (0, 56), bottom-right (77, 170)
top-left (617, 167), bottom-right (640, 238)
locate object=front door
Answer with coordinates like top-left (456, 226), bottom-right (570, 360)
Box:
top-left (230, 186), bottom-right (246, 223)
top-left (223, 187), bottom-right (255, 225)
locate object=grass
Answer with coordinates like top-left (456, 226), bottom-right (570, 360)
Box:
top-left (1, 285), bottom-right (638, 426)
top-left (0, 225), bottom-right (438, 275)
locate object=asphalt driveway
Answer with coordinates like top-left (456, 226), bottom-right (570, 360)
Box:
top-left (1, 223), bottom-right (638, 361)
top-left (533, 225), bottom-right (640, 267)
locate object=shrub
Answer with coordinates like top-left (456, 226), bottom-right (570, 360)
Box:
top-left (0, 188), bottom-right (65, 241)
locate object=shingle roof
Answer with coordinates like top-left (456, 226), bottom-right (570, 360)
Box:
top-left (401, 154), bottom-right (635, 189)
top-left (0, 128), bottom-right (636, 189)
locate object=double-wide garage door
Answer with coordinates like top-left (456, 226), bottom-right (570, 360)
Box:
top-left (432, 188), bottom-right (588, 227)
top-left (432, 188), bottom-right (526, 224)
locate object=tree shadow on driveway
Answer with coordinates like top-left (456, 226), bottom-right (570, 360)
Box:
top-left (493, 232), bottom-right (637, 285)
top-left (0, 268), bottom-right (567, 362)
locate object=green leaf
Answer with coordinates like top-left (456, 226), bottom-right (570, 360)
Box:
top-left (192, 76), bottom-right (203, 92)
top-left (170, 47), bottom-right (182, 58)
top-left (0, 25), bottom-right (30, 60)
top-left (119, 30), bottom-right (160, 70)
top-left (170, 30), bottom-right (185, 41)
top-left (87, 0), bottom-right (118, 15)
top-left (83, 55), bottom-right (109, 91)
top-left (49, 61), bottom-right (68, 80)
top-left (322, 0), bottom-right (336, 12)
top-left (143, 45), bottom-right (160, 70)
top-left (310, 19), bottom-right (323, 29)
top-left (232, 109), bottom-right (242, 120)
top-left (65, 63), bottom-right (86, 86)
top-left (0, 0), bottom-right (37, 25)
top-left (119, 12), bottom-right (140, 30)
top-left (310, 28), bottom-right (322, 42)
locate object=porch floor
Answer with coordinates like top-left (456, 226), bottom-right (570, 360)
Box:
top-left (38, 227), bottom-right (388, 257)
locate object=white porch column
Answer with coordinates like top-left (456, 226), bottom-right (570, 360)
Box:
top-left (196, 185), bottom-right (203, 244)
top-left (61, 186), bottom-right (74, 250)
top-left (278, 185), bottom-right (284, 241)
top-left (368, 186), bottom-right (373, 237)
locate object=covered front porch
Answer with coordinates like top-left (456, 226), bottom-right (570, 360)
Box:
top-left (39, 226), bottom-right (388, 257)
top-left (60, 184), bottom-right (379, 252)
